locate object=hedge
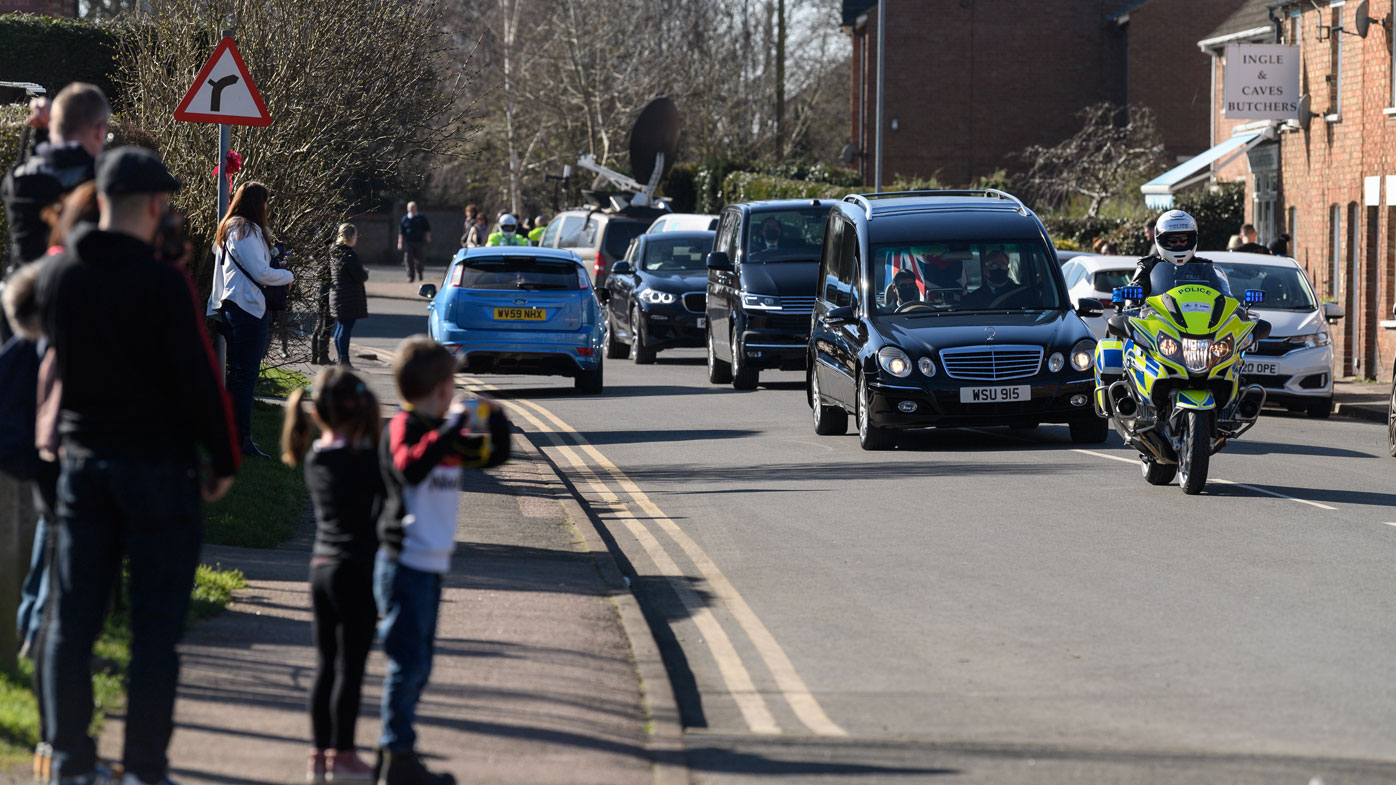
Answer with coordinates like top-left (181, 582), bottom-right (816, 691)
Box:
top-left (1039, 181), bottom-right (1244, 256)
top-left (0, 106), bottom-right (25, 266)
top-left (718, 171), bottom-right (849, 205)
top-left (0, 14), bottom-right (123, 107)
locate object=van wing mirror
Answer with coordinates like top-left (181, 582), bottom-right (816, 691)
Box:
top-left (611, 260), bottom-right (633, 275)
top-left (826, 305), bottom-right (855, 323)
top-left (706, 251), bottom-right (733, 271)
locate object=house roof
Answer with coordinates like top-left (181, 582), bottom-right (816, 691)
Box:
top-left (842, 0), bottom-right (877, 27)
top-left (1201, 0), bottom-right (1276, 44)
top-left (1107, 0), bottom-right (1155, 22)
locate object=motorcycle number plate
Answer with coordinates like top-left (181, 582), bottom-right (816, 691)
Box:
top-left (1242, 361), bottom-right (1278, 375)
top-left (959, 385), bottom-right (1030, 403)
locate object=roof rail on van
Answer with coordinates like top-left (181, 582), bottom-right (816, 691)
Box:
top-left (842, 189), bottom-right (1029, 219)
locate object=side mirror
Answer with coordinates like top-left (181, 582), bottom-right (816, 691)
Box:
top-left (826, 305), bottom-right (855, 323)
top-left (418, 283), bottom-right (438, 298)
top-left (1251, 319), bottom-right (1272, 341)
top-left (1324, 301), bottom-right (1345, 322)
top-left (706, 251), bottom-right (733, 271)
top-left (611, 260), bottom-right (633, 275)
top-left (1075, 298), bottom-right (1104, 318)
top-left (595, 288), bottom-right (610, 304)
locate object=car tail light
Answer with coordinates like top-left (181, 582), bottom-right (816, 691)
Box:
top-left (576, 267), bottom-right (590, 290)
top-left (593, 256), bottom-right (604, 277)
top-left (577, 347), bottom-right (594, 356)
top-left (450, 264), bottom-right (464, 287)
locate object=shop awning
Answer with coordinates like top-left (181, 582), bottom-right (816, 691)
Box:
top-left (1140, 132), bottom-right (1263, 210)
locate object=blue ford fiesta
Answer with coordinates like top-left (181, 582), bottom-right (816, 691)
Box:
top-left (419, 247), bottom-right (606, 393)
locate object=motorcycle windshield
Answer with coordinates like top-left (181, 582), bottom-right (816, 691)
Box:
top-left (1149, 261), bottom-right (1232, 298)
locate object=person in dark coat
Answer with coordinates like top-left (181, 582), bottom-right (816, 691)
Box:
top-left (329, 223), bottom-right (369, 366)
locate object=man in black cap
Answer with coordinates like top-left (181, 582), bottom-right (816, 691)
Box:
top-left (35, 146), bottom-right (240, 785)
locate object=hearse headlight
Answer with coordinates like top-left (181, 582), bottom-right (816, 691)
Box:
top-left (1047, 352), bottom-right (1065, 372)
top-left (1070, 339), bottom-right (1095, 371)
top-left (878, 346), bottom-right (913, 378)
top-left (917, 357), bottom-right (937, 377)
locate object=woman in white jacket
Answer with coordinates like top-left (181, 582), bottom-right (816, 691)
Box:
top-left (207, 181), bottom-right (294, 458)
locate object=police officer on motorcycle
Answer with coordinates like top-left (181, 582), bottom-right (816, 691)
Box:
top-left (1127, 209), bottom-right (1229, 300)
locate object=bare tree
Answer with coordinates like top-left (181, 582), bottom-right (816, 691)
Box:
top-left (118, 0), bottom-right (472, 361)
top-left (1018, 102), bottom-right (1165, 218)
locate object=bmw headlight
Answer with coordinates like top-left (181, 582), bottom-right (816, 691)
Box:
top-left (1069, 339), bottom-right (1095, 371)
top-left (640, 289), bottom-right (677, 305)
top-left (918, 357), bottom-right (937, 377)
top-left (1286, 331), bottom-right (1331, 349)
top-left (878, 346), bottom-right (913, 378)
top-left (740, 292), bottom-right (781, 309)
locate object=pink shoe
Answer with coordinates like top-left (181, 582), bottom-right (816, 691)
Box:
top-left (307, 749), bottom-right (327, 784)
top-left (326, 749), bottom-right (375, 783)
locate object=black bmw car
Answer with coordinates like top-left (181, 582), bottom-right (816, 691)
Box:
top-left (808, 191), bottom-right (1107, 450)
top-left (603, 230), bottom-right (714, 363)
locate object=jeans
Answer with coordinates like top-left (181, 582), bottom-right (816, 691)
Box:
top-left (310, 559), bottom-right (376, 751)
top-left (332, 318), bottom-right (357, 364)
top-left (222, 301), bottom-right (269, 446)
top-left (44, 454), bottom-right (201, 783)
top-left (373, 553), bottom-right (441, 753)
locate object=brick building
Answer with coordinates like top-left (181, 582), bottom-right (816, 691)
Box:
top-left (0, 0), bottom-right (76, 15)
top-left (1196, 0), bottom-right (1396, 381)
top-left (841, 0), bottom-right (1247, 186)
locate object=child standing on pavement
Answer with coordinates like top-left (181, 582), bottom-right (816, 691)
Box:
top-left (374, 336), bottom-right (510, 785)
top-left (282, 367), bottom-right (384, 784)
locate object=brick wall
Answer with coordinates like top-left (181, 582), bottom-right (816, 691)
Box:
top-left (1273, 0), bottom-right (1396, 380)
top-left (847, 0), bottom-right (1247, 186)
top-left (0, 0), bottom-right (75, 15)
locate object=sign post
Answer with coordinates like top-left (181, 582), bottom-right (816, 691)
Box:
top-left (173, 32), bottom-right (271, 370)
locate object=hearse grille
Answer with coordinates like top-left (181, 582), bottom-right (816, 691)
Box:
top-left (939, 345), bottom-right (1044, 381)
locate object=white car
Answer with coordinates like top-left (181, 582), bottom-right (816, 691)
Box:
top-left (646, 212), bottom-right (718, 234)
top-left (1064, 251), bottom-right (1339, 418)
top-left (1061, 254), bottom-right (1136, 337)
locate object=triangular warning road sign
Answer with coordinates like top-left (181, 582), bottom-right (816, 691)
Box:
top-left (173, 37), bottom-right (271, 127)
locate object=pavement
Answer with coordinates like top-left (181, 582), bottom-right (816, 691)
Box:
top-left (85, 345), bottom-right (685, 785)
top-left (1332, 378), bottom-right (1390, 423)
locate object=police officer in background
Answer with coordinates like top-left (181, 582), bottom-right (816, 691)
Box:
top-left (35, 147), bottom-right (240, 785)
top-left (487, 213), bottom-right (529, 246)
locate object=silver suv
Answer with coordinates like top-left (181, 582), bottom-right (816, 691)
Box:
top-left (538, 209), bottom-right (653, 287)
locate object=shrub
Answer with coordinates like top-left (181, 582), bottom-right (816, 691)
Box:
top-left (1175, 181), bottom-right (1244, 252)
top-left (0, 14), bottom-right (123, 106)
top-left (694, 157), bottom-right (748, 213)
top-left (663, 163), bottom-right (697, 213)
top-left (719, 171), bottom-right (848, 205)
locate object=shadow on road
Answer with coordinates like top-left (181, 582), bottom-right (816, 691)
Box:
top-left (624, 459), bottom-right (1081, 485)
top-left (1225, 439), bottom-right (1377, 460)
top-left (1209, 482), bottom-right (1396, 508)
top-left (686, 745), bottom-right (957, 778)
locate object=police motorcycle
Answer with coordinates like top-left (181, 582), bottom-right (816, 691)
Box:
top-left (1091, 214), bottom-right (1271, 494)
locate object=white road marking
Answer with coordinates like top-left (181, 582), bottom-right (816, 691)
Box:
top-left (1071, 448), bottom-right (1140, 466)
top-left (501, 398), bottom-right (782, 735)
top-left (508, 395), bottom-right (848, 737)
top-left (1208, 479), bottom-right (1339, 511)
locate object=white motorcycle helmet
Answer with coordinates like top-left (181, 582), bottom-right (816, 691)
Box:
top-left (1153, 209), bottom-right (1198, 265)
top-left (500, 214), bottom-right (518, 234)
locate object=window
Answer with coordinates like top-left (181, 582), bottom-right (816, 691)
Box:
top-left (716, 211), bottom-right (739, 258)
top-left (603, 221), bottom-right (647, 260)
top-left (1062, 262), bottom-right (1083, 289)
top-left (1330, 203), bottom-right (1342, 298)
top-left (640, 236), bottom-right (709, 272)
top-left (540, 219), bottom-right (562, 248)
top-left (744, 207), bottom-right (831, 262)
top-left (553, 215), bottom-right (584, 247)
top-left (819, 217), bottom-right (840, 303)
top-left (870, 240), bottom-right (1061, 314)
top-left (453, 256), bottom-right (581, 291)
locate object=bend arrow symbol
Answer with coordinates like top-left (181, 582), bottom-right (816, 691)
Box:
top-left (207, 75), bottom-right (239, 112)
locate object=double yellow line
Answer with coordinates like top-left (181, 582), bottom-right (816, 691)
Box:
top-left (457, 376), bottom-right (847, 738)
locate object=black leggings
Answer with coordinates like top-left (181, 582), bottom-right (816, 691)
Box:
top-left (309, 559), bottom-right (376, 751)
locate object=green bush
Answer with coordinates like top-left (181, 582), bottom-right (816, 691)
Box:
top-left (694, 157), bottom-right (749, 213)
top-left (719, 171), bottom-right (848, 205)
top-left (0, 105), bottom-right (24, 267)
top-left (761, 162), bottom-right (861, 188)
top-left (0, 14), bottom-right (123, 107)
top-left (662, 163), bottom-right (697, 213)
top-left (1175, 181), bottom-right (1244, 252)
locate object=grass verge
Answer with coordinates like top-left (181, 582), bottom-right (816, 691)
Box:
top-left (255, 365), bottom-right (311, 399)
top-left (0, 566), bottom-right (247, 771)
top-left (204, 400), bottom-right (307, 548)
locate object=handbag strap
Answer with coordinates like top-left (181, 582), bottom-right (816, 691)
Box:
top-left (220, 239), bottom-right (267, 291)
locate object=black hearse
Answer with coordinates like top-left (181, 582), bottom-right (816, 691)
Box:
top-left (807, 190), bottom-right (1107, 450)
top-left (705, 199), bottom-right (831, 390)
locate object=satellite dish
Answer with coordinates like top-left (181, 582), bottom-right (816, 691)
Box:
top-left (1354, 0), bottom-right (1371, 36)
top-left (629, 96), bottom-right (680, 188)
top-left (1296, 93), bottom-right (1313, 131)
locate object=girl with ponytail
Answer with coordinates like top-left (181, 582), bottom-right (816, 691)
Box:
top-left (281, 366), bottom-right (383, 783)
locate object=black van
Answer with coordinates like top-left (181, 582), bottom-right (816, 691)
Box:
top-left (807, 190), bottom-right (1107, 450)
top-left (704, 199), bottom-right (831, 390)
